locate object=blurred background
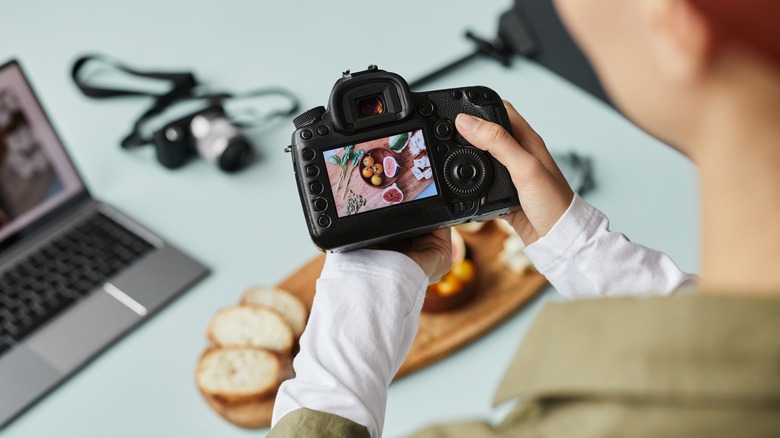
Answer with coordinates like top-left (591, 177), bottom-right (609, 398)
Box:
top-left (0, 1), bottom-right (698, 437)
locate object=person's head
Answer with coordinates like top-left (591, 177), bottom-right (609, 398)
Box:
top-left (553, 0), bottom-right (780, 157)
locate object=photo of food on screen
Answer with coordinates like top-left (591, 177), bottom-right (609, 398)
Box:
top-left (0, 89), bottom-right (64, 229)
top-left (323, 129), bottom-right (437, 217)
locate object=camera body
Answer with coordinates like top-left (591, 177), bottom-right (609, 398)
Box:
top-left (152, 105), bottom-right (253, 172)
top-left (290, 66), bottom-right (520, 252)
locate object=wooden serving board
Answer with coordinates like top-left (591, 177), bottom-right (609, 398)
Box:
top-left (207, 221), bottom-right (547, 429)
top-left (324, 129), bottom-right (435, 217)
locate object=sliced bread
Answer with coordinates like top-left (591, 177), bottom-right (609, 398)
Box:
top-left (196, 347), bottom-right (285, 405)
top-left (208, 306), bottom-right (294, 354)
top-left (201, 390), bottom-right (277, 429)
top-left (240, 287), bottom-right (308, 338)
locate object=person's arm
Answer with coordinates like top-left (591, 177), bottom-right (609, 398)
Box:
top-left (455, 103), bottom-right (695, 298)
top-left (523, 194), bottom-right (696, 298)
top-left (270, 248), bottom-right (435, 438)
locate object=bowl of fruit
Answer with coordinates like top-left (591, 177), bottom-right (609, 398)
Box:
top-left (360, 148), bottom-right (400, 189)
top-left (422, 229), bottom-right (479, 313)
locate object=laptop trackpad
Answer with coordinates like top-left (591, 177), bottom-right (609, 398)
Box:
top-left (26, 290), bottom-right (141, 374)
top-left (0, 346), bottom-right (59, 424)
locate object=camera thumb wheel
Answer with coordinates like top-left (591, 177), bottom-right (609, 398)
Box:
top-left (443, 148), bottom-right (491, 196)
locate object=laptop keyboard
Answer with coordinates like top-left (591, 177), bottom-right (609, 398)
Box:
top-left (0, 213), bottom-right (154, 357)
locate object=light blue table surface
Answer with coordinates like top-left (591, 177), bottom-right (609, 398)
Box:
top-left (1, 1), bottom-right (698, 437)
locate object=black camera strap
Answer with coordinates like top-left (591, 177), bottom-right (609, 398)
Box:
top-left (208, 88), bottom-right (300, 129)
top-left (71, 54), bottom-right (299, 148)
top-left (72, 54), bottom-right (199, 148)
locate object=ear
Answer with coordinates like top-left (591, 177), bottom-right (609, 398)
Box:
top-left (647, 0), bottom-right (713, 82)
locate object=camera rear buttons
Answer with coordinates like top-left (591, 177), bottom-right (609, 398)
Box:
top-left (301, 129), bottom-right (313, 139)
top-left (451, 90), bottom-right (463, 99)
top-left (434, 120), bottom-right (454, 140)
top-left (309, 181), bottom-right (324, 194)
top-left (457, 162), bottom-right (478, 180)
top-left (305, 165), bottom-right (320, 177)
top-left (418, 101), bottom-right (435, 117)
top-left (467, 90), bottom-right (480, 101)
top-left (293, 106), bottom-right (326, 129)
top-left (317, 126), bottom-right (329, 135)
top-left (452, 200), bottom-right (475, 213)
top-left (313, 198), bottom-right (328, 212)
top-left (317, 215), bottom-right (331, 228)
top-left (302, 148), bottom-right (315, 161)
top-left (436, 144), bottom-right (449, 155)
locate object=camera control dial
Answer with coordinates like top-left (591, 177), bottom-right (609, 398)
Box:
top-left (443, 147), bottom-right (492, 197)
top-left (294, 106), bottom-right (326, 129)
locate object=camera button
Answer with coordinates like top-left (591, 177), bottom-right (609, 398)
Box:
top-left (318, 215), bottom-right (332, 228)
top-left (313, 197), bottom-right (328, 212)
top-left (301, 129), bottom-right (313, 140)
top-left (451, 90), bottom-right (463, 99)
top-left (457, 162), bottom-right (478, 181)
top-left (483, 92), bottom-right (494, 101)
top-left (443, 147), bottom-right (492, 197)
top-left (302, 148), bottom-right (316, 161)
top-left (309, 181), bottom-right (324, 194)
top-left (434, 120), bottom-right (453, 140)
top-left (467, 90), bottom-right (480, 101)
top-left (305, 165), bottom-right (320, 177)
top-left (418, 101), bottom-right (435, 117)
top-left (316, 125), bottom-right (329, 136)
top-left (453, 201), bottom-right (466, 213)
top-left (436, 144), bottom-right (449, 155)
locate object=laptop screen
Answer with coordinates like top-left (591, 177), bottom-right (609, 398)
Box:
top-left (0, 61), bottom-right (85, 244)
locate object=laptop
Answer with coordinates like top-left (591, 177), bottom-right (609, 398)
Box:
top-left (0, 60), bottom-right (208, 428)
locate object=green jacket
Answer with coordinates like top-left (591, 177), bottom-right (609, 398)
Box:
top-left (270, 294), bottom-right (780, 437)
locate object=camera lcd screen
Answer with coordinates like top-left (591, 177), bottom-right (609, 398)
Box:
top-left (323, 129), bottom-right (437, 218)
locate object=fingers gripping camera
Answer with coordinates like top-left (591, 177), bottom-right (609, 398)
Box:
top-left (290, 66), bottom-right (520, 251)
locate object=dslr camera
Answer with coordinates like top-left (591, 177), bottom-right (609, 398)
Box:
top-left (290, 66), bottom-right (520, 251)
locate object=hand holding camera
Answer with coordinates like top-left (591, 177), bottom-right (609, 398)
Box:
top-left (455, 101), bottom-right (574, 245)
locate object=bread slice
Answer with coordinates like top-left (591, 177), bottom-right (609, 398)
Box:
top-left (241, 287), bottom-right (308, 338)
top-left (208, 306), bottom-right (294, 354)
top-left (201, 391), bottom-right (276, 429)
top-left (196, 347), bottom-right (288, 405)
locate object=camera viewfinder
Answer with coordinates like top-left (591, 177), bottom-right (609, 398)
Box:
top-left (357, 95), bottom-right (385, 118)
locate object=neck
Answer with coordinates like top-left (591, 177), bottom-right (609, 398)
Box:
top-left (693, 70), bottom-right (780, 295)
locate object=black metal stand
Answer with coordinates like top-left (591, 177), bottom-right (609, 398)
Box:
top-left (408, 5), bottom-right (539, 90)
top-left (409, 31), bottom-right (513, 90)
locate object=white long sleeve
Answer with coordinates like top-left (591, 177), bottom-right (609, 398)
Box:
top-left (271, 249), bottom-right (428, 437)
top-left (523, 194), bottom-right (696, 298)
top-left (271, 195), bottom-right (696, 437)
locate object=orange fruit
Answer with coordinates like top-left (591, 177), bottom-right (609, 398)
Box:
top-left (361, 166), bottom-right (374, 178)
top-left (372, 163), bottom-right (384, 175)
top-left (371, 174), bottom-right (383, 186)
top-left (437, 276), bottom-right (463, 296)
top-left (451, 260), bottom-right (476, 284)
top-left (362, 156), bottom-right (375, 167)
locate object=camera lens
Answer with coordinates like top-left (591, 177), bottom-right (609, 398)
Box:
top-left (218, 138), bottom-right (252, 172)
top-left (357, 95), bottom-right (385, 118)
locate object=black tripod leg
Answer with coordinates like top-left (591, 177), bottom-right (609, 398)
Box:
top-left (408, 50), bottom-right (482, 90)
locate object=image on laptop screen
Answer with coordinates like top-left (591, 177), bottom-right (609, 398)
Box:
top-left (0, 62), bottom-right (84, 242)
